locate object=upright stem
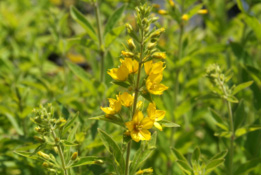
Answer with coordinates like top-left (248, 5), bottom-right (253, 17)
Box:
top-left (125, 28), bottom-right (145, 175)
top-left (93, 0), bottom-right (105, 82)
top-left (51, 129), bottom-right (68, 175)
top-left (227, 101), bottom-right (234, 175)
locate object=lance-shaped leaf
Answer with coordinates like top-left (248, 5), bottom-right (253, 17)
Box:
top-left (111, 81), bottom-right (131, 89)
top-left (70, 6), bottom-right (97, 41)
top-left (98, 129), bottom-right (125, 174)
top-left (205, 158), bottom-right (224, 174)
top-left (192, 147), bottom-right (200, 164)
top-left (89, 115), bottom-right (125, 127)
top-left (104, 5), bottom-right (125, 36)
top-left (69, 156), bottom-right (106, 168)
top-left (105, 25), bottom-right (125, 48)
top-left (232, 81), bottom-right (253, 95)
top-left (14, 151), bottom-right (38, 160)
top-left (210, 150), bottom-right (228, 161)
top-left (160, 120), bottom-right (180, 128)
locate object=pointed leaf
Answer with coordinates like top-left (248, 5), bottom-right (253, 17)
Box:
top-left (177, 160), bottom-right (192, 174)
top-left (232, 81), bottom-right (253, 95)
top-left (192, 147), bottom-right (200, 163)
top-left (205, 159), bottom-right (224, 173)
top-left (89, 115), bottom-right (125, 127)
top-left (70, 156), bottom-right (105, 168)
top-left (160, 120), bottom-right (180, 128)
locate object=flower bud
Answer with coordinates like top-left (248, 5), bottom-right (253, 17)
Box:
top-left (56, 118), bottom-right (66, 127)
top-left (150, 28), bottom-right (165, 38)
top-left (127, 39), bottom-right (136, 50)
top-left (38, 151), bottom-right (50, 159)
top-left (158, 10), bottom-right (167, 15)
top-left (94, 160), bottom-right (104, 164)
top-left (148, 42), bottom-right (157, 50)
top-left (42, 162), bottom-right (49, 168)
top-left (151, 52), bottom-right (166, 59)
top-left (71, 152), bottom-right (78, 160)
top-left (169, 0), bottom-right (175, 7)
top-left (121, 51), bottom-right (134, 58)
top-left (126, 23), bottom-right (133, 33)
top-left (198, 9), bottom-right (208, 14)
top-left (34, 136), bottom-right (45, 143)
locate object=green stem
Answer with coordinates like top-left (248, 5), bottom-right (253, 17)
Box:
top-left (227, 101), bottom-right (234, 175)
top-left (51, 129), bottom-right (68, 175)
top-left (93, 0), bottom-right (105, 82)
top-left (125, 26), bottom-right (145, 175)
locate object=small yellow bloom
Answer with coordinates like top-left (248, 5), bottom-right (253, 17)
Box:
top-left (119, 92), bottom-right (134, 107)
top-left (120, 58), bottom-right (139, 74)
top-left (136, 168), bottom-right (154, 174)
top-left (144, 61), bottom-right (165, 75)
top-left (101, 98), bottom-right (122, 115)
top-left (146, 73), bottom-right (168, 95)
top-left (158, 10), bottom-right (168, 15)
top-left (125, 110), bottom-right (154, 142)
top-left (169, 0), bottom-right (175, 7)
top-left (182, 14), bottom-right (189, 21)
top-left (107, 64), bottom-right (129, 81)
top-left (198, 9), bottom-right (208, 14)
top-left (151, 52), bottom-right (166, 59)
top-left (127, 38), bottom-right (136, 50)
top-left (147, 103), bottom-right (165, 131)
top-left (121, 51), bottom-right (134, 58)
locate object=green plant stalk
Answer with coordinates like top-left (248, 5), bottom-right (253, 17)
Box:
top-left (93, 0), bottom-right (105, 82)
top-left (125, 27), bottom-right (145, 175)
top-left (51, 129), bottom-right (68, 175)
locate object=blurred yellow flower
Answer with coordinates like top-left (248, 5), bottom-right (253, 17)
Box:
top-left (125, 110), bottom-right (153, 142)
top-left (147, 103), bottom-right (165, 131)
top-left (136, 167), bottom-right (153, 174)
top-left (151, 52), bottom-right (166, 59)
top-left (144, 61), bottom-right (165, 75)
top-left (119, 92), bottom-right (134, 107)
top-left (107, 64), bottom-right (129, 81)
top-left (120, 58), bottom-right (139, 74)
top-left (146, 73), bottom-right (168, 95)
top-left (158, 10), bottom-right (168, 15)
top-left (182, 14), bottom-right (189, 21)
top-left (101, 98), bottom-right (122, 115)
top-left (169, 0), bottom-right (175, 7)
top-left (137, 101), bottom-right (143, 110)
top-left (198, 9), bottom-right (208, 14)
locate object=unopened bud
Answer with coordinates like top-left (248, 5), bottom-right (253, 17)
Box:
top-left (150, 28), bottom-right (165, 38)
top-left (38, 151), bottom-right (50, 159)
top-left (151, 52), bottom-right (166, 59)
top-left (169, 0), bottom-right (175, 7)
top-left (34, 136), bottom-right (45, 143)
top-left (148, 42), bottom-right (157, 50)
top-left (127, 39), bottom-right (136, 50)
top-left (42, 162), bottom-right (49, 168)
top-left (56, 118), bottom-right (66, 127)
top-left (198, 9), bottom-right (208, 14)
top-left (121, 51), bottom-right (134, 58)
top-left (136, 168), bottom-right (153, 174)
top-left (94, 160), bottom-right (104, 164)
top-left (71, 152), bottom-right (78, 161)
top-left (125, 23), bottom-right (133, 33)
top-left (158, 10), bottom-right (167, 15)
top-left (182, 14), bottom-right (189, 21)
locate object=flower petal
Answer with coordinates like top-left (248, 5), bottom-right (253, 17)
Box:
top-left (141, 117), bottom-right (154, 129)
top-left (140, 129), bottom-right (151, 140)
top-left (154, 121), bottom-right (163, 131)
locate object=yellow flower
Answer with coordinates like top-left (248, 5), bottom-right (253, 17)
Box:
top-left (151, 52), bottom-right (166, 59)
top-left (107, 64), bottom-right (129, 81)
top-left (121, 51), bottom-right (134, 58)
top-left (144, 61), bottom-right (165, 75)
top-left (137, 101), bottom-right (143, 110)
top-left (136, 168), bottom-right (153, 174)
top-left (119, 92), bottom-right (134, 107)
top-left (169, 0), bottom-right (175, 7)
top-left (147, 103), bottom-right (165, 131)
top-left (198, 9), bottom-right (208, 14)
top-left (100, 98), bottom-right (122, 115)
top-left (125, 110), bottom-right (154, 142)
top-left (158, 10), bottom-right (168, 15)
top-left (146, 73), bottom-right (168, 95)
top-left (120, 58), bottom-right (139, 74)
top-left (182, 14), bottom-right (189, 21)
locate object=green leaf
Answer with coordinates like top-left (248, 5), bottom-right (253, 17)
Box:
top-left (14, 151), bottom-right (38, 159)
top-left (210, 150), bottom-right (228, 161)
top-left (237, 0), bottom-right (244, 12)
top-left (235, 126), bottom-right (261, 137)
top-left (234, 158), bottom-right (261, 175)
top-left (5, 113), bottom-right (23, 135)
top-left (104, 5), bottom-right (125, 36)
top-left (187, 4), bottom-right (203, 18)
top-left (171, 148), bottom-right (187, 162)
top-left (61, 140), bottom-right (78, 146)
top-left (70, 156), bottom-right (105, 168)
top-left (192, 147), bottom-right (200, 163)
top-left (62, 112), bottom-right (79, 135)
top-left (160, 120), bottom-right (180, 128)
top-left (105, 25), bottom-right (125, 48)
top-left (70, 6), bottom-right (97, 41)
top-left (130, 132), bottom-right (157, 175)
top-left (205, 159), bottom-right (224, 173)
top-left (89, 115), bottom-right (125, 127)
top-left (225, 95), bottom-right (239, 103)
top-left (209, 108), bottom-right (225, 124)
top-left (244, 15), bottom-right (261, 41)
top-left (141, 92), bottom-right (153, 103)
top-left (98, 129), bottom-right (125, 174)
top-left (177, 160), bottom-right (192, 174)
top-left (232, 81), bottom-right (253, 95)
top-left (111, 81), bottom-right (131, 88)
top-left (234, 101), bottom-right (245, 131)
